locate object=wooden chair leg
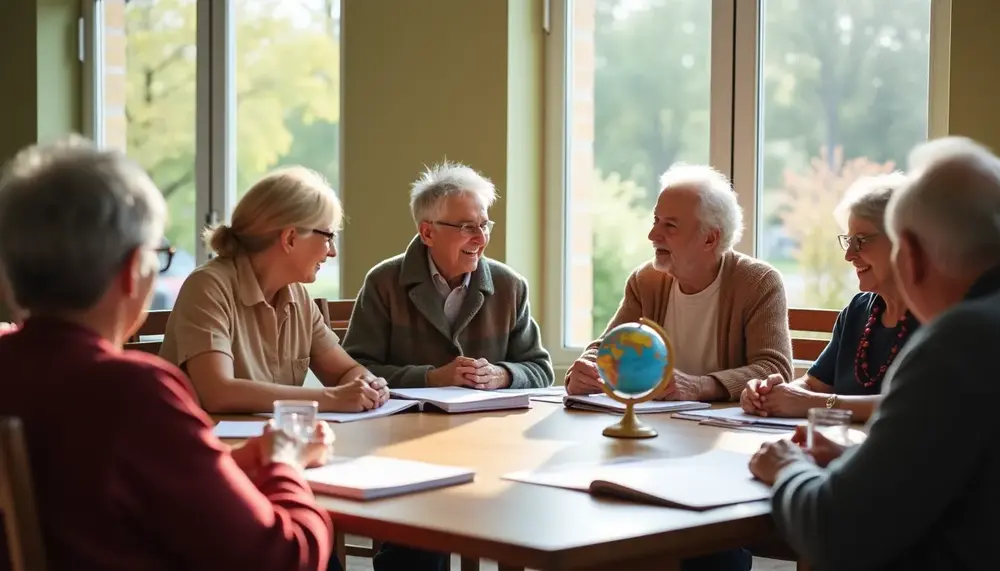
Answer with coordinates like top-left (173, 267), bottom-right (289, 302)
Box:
top-left (333, 530), bottom-right (347, 569)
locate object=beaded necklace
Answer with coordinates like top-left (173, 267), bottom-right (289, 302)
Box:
top-left (854, 302), bottom-right (911, 389)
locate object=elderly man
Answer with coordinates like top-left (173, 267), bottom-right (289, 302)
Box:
top-left (343, 160), bottom-right (553, 571)
top-left (0, 138), bottom-right (339, 571)
top-left (749, 136), bottom-right (1000, 571)
top-left (566, 164), bottom-right (793, 402)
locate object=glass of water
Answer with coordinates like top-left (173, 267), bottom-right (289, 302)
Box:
top-left (807, 408), bottom-right (852, 448)
top-left (273, 400), bottom-right (318, 449)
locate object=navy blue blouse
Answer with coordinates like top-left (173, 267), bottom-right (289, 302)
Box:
top-left (807, 292), bottom-right (920, 396)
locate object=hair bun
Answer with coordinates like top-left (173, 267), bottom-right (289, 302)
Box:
top-left (203, 223), bottom-right (240, 258)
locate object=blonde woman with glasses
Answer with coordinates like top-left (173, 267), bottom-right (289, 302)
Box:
top-left (160, 166), bottom-right (389, 414)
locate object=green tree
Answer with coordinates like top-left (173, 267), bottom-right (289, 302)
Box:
top-left (125, 0), bottom-right (340, 256)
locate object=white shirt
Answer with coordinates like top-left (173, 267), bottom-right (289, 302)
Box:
top-left (427, 252), bottom-right (470, 327)
top-left (662, 266), bottom-right (723, 376)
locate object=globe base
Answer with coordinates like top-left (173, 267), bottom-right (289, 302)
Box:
top-left (602, 404), bottom-right (658, 439)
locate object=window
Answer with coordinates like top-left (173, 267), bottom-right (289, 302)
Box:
top-left (86, 0), bottom-right (344, 304)
top-left (559, 0), bottom-right (714, 349)
top-left (756, 0), bottom-right (932, 310)
top-left (93, 0), bottom-right (198, 310)
top-left (235, 0), bottom-right (342, 299)
top-left (547, 0), bottom-right (943, 361)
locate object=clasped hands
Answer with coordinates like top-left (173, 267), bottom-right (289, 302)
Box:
top-left (323, 370), bottom-right (390, 412)
top-left (429, 356), bottom-right (510, 390)
top-left (565, 357), bottom-right (704, 401)
top-left (741, 373), bottom-right (821, 418)
top-left (232, 420), bottom-right (335, 476)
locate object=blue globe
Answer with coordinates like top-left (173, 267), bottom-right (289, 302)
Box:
top-left (596, 322), bottom-right (670, 396)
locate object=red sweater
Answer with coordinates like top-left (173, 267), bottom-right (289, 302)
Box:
top-left (0, 318), bottom-right (332, 571)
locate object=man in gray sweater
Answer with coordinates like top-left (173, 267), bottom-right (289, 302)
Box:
top-left (749, 136), bottom-right (1000, 571)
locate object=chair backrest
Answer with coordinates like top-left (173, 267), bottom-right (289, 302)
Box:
top-left (0, 417), bottom-right (47, 571)
top-left (788, 307), bottom-right (839, 362)
top-left (314, 298), bottom-right (354, 340)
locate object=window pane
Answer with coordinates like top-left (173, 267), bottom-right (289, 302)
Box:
top-left (235, 0), bottom-right (342, 299)
top-left (113, 0), bottom-right (197, 310)
top-left (757, 0), bottom-right (932, 310)
top-left (564, 0), bottom-right (712, 347)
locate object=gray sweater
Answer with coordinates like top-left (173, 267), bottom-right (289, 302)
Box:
top-left (343, 236), bottom-right (553, 389)
top-left (771, 267), bottom-right (1000, 571)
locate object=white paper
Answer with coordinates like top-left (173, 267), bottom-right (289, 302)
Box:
top-left (390, 386), bottom-right (521, 403)
top-left (495, 386), bottom-right (567, 398)
top-left (672, 407), bottom-right (805, 429)
top-left (256, 398), bottom-right (419, 423)
top-left (213, 420), bottom-right (268, 439)
top-left (563, 393), bottom-right (711, 414)
top-left (305, 455), bottom-right (475, 500)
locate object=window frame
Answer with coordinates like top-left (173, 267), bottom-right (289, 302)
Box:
top-left (542, 0), bottom-right (951, 367)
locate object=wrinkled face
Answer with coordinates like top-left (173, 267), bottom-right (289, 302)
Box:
top-left (419, 193), bottom-right (491, 280)
top-left (284, 225), bottom-right (337, 284)
top-left (647, 187), bottom-right (719, 276)
top-left (842, 213), bottom-right (893, 294)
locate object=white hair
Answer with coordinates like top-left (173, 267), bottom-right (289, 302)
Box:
top-left (886, 136), bottom-right (1000, 274)
top-left (409, 161), bottom-right (498, 226)
top-left (658, 163), bottom-right (743, 253)
top-left (834, 172), bottom-right (909, 231)
top-left (0, 136), bottom-right (166, 311)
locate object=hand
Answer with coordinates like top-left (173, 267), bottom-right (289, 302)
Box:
top-left (749, 439), bottom-right (809, 486)
top-left (427, 357), bottom-right (476, 387)
top-left (355, 370), bottom-right (390, 406)
top-left (266, 420), bottom-right (336, 471)
top-left (566, 358), bottom-right (604, 395)
top-left (653, 370), bottom-right (705, 401)
top-left (759, 380), bottom-right (824, 418)
top-left (458, 358), bottom-right (511, 390)
top-left (791, 425), bottom-right (846, 467)
top-left (322, 379), bottom-right (381, 412)
top-left (0, 322), bottom-right (15, 333)
top-left (741, 374), bottom-right (782, 415)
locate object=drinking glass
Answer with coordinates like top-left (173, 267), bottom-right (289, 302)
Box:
top-left (273, 399), bottom-right (319, 449)
top-left (806, 408), bottom-right (852, 448)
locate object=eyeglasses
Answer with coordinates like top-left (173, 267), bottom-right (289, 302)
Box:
top-left (433, 220), bottom-right (495, 236)
top-left (311, 228), bottom-right (337, 247)
top-left (838, 233), bottom-right (879, 252)
top-left (156, 245), bottom-right (176, 274)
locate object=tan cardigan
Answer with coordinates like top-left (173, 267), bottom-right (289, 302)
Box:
top-left (570, 251), bottom-right (793, 400)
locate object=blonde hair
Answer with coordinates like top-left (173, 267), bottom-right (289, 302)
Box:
top-left (204, 166), bottom-right (342, 257)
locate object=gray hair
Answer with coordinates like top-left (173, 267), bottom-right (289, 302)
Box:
top-left (658, 163), bottom-right (743, 253)
top-left (409, 161), bottom-right (498, 226)
top-left (834, 172), bottom-right (909, 231)
top-left (886, 136), bottom-right (1000, 274)
top-left (0, 136), bottom-right (166, 311)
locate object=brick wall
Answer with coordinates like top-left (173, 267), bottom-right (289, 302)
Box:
top-left (567, 0), bottom-right (595, 345)
top-left (103, 0), bottom-right (127, 152)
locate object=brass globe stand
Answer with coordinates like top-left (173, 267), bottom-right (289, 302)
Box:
top-left (600, 318), bottom-right (675, 439)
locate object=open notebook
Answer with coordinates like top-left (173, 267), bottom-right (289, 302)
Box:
top-left (562, 393), bottom-right (710, 414)
top-left (389, 387), bottom-right (530, 413)
top-left (305, 456), bottom-right (475, 500)
top-left (503, 449), bottom-right (769, 511)
top-left (672, 407), bottom-right (805, 431)
top-left (255, 398), bottom-right (421, 424)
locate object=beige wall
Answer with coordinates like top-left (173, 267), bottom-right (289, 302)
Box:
top-left (947, 0), bottom-right (1000, 149)
top-left (340, 0), bottom-right (545, 313)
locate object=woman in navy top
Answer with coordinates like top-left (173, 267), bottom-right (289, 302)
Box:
top-left (741, 173), bottom-right (919, 421)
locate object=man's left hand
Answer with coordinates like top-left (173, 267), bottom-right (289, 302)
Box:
top-left (749, 439), bottom-right (810, 486)
top-left (356, 370), bottom-right (390, 405)
top-left (462, 358), bottom-right (511, 390)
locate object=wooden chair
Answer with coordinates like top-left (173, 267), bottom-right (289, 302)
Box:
top-left (0, 416), bottom-right (47, 571)
top-left (125, 309), bottom-right (171, 354)
top-left (788, 307), bottom-right (839, 375)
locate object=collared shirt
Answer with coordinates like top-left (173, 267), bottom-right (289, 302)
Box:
top-left (427, 251), bottom-right (470, 327)
top-left (159, 253), bottom-right (339, 386)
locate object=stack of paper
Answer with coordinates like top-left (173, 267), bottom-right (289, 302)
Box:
top-left (672, 407), bottom-right (805, 431)
top-left (503, 449), bottom-right (768, 511)
top-left (562, 393), bottom-right (710, 414)
top-left (305, 456), bottom-right (475, 500)
top-left (256, 399), bottom-right (421, 424)
top-left (389, 387), bottom-right (530, 413)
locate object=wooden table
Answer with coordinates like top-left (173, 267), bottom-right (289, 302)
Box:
top-left (223, 402), bottom-right (797, 571)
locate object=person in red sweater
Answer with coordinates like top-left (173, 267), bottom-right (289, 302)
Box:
top-left (0, 136), bottom-right (341, 571)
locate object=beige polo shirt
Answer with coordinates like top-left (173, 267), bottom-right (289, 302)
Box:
top-left (159, 254), bottom-right (339, 386)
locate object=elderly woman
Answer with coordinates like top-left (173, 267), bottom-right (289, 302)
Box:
top-left (160, 167), bottom-right (389, 414)
top-left (741, 172), bottom-right (919, 421)
top-left (342, 161), bottom-right (553, 571)
top-left (0, 138), bottom-right (338, 571)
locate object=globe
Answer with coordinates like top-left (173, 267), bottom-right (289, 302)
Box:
top-left (596, 322), bottom-right (670, 396)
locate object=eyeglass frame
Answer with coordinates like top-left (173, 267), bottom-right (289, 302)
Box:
top-left (837, 232), bottom-right (880, 252)
top-left (155, 245), bottom-right (176, 274)
top-left (431, 220), bottom-right (495, 236)
top-left (310, 228), bottom-right (338, 247)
